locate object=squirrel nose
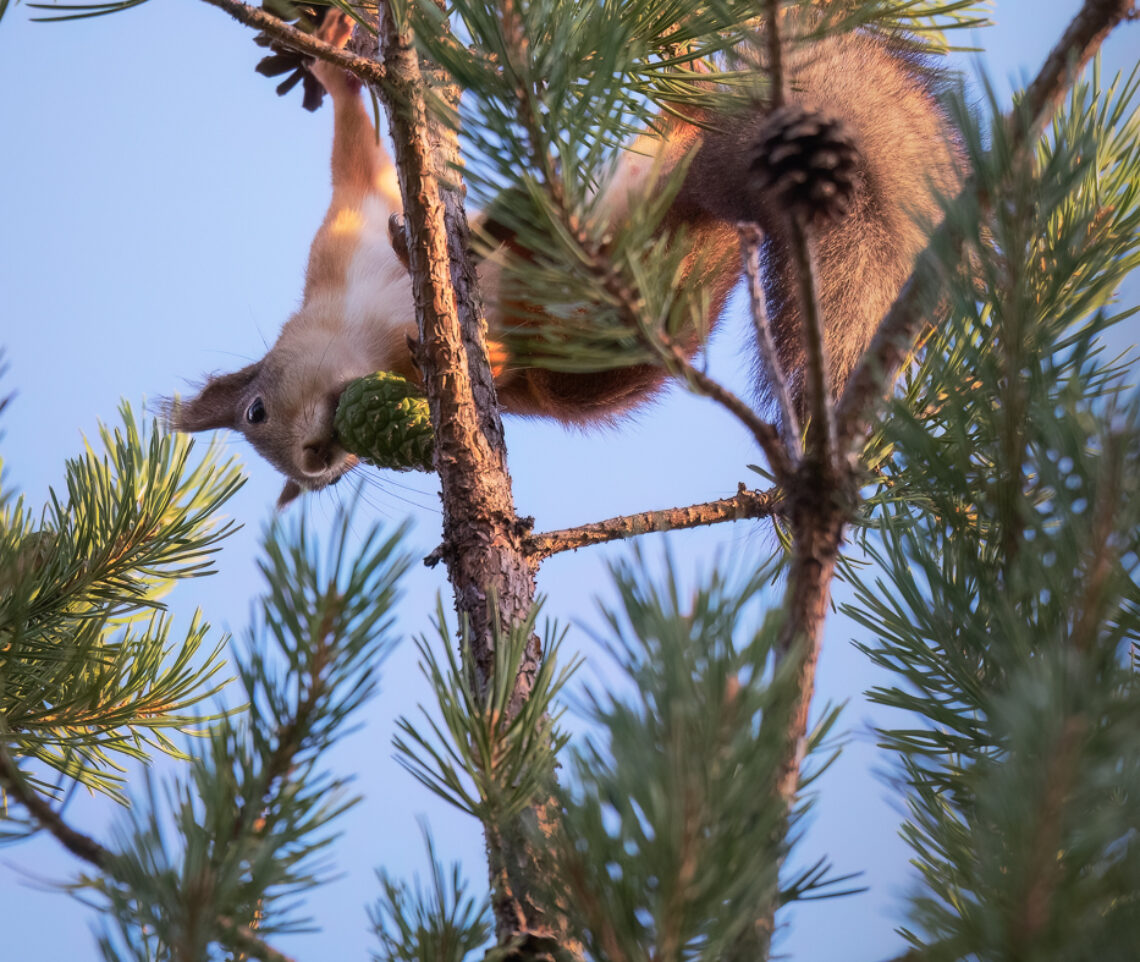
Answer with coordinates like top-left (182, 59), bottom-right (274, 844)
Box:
top-left (301, 440), bottom-right (335, 475)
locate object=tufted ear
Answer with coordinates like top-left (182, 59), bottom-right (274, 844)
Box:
top-left (276, 479), bottom-right (304, 510)
top-left (169, 363), bottom-right (262, 433)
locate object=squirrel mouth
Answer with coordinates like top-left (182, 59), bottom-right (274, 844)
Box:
top-left (316, 451), bottom-right (360, 488)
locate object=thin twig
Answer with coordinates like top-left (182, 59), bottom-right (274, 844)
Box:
top-left (740, 226), bottom-right (802, 457)
top-left (788, 216), bottom-right (836, 467)
top-left (216, 917), bottom-right (299, 962)
top-left (658, 333), bottom-right (795, 484)
top-left (836, 0), bottom-right (1138, 456)
top-left (199, 0), bottom-right (389, 89)
top-left (759, 0), bottom-right (841, 769)
top-left (0, 744), bottom-right (109, 870)
top-left (761, 0), bottom-right (834, 467)
top-left (525, 484), bottom-right (784, 561)
top-left (761, 0), bottom-right (836, 469)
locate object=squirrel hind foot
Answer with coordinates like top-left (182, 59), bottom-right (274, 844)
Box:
top-left (308, 9), bottom-right (361, 97)
top-left (315, 8), bottom-right (356, 49)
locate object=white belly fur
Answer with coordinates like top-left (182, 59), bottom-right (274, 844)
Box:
top-left (343, 193), bottom-right (414, 337)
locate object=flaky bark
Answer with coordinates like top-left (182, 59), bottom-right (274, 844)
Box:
top-left (373, 3), bottom-right (558, 949)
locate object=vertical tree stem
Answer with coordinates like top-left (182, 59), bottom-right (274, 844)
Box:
top-left (374, 1), bottom-right (556, 947)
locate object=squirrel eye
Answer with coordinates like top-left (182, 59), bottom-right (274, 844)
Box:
top-left (246, 398), bottom-right (267, 424)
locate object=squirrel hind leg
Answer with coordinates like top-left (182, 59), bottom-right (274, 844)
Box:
top-left (309, 10), bottom-right (362, 98)
top-left (314, 7), bottom-right (356, 49)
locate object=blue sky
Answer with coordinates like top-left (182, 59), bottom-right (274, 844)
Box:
top-left (0, 2), bottom-right (1137, 959)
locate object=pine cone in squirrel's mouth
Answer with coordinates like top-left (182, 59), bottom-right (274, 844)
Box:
top-left (749, 105), bottom-right (861, 225)
top-left (334, 371), bottom-right (435, 473)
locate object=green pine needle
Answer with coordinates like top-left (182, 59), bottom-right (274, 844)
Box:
top-left (1, 403), bottom-right (244, 800)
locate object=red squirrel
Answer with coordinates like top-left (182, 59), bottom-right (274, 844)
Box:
top-left (171, 12), bottom-right (960, 505)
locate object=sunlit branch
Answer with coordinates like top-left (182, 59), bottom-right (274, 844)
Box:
top-left (524, 484), bottom-right (784, 562)
top-left (199, 0), bottom-right (390, 89)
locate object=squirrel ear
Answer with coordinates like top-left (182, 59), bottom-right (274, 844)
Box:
top-left (169, 363), bottom-right (262, 432)
top-left (276, 479), bottom-right (304, 509)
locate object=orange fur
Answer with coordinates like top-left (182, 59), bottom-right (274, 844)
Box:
top-left (172, 12), bottom-right (959, 504)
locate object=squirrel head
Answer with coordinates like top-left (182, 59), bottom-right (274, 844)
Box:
top-left (170, 292), bottom-right (417, 507)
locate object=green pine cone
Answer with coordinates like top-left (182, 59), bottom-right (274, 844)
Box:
top-left (335, 371), bottom-right (434, 472)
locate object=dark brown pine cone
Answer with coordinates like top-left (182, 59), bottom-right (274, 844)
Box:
top-left (749, 105), bottom-right (861, 225)
top-left (253, 1), bottom-right (333, 112)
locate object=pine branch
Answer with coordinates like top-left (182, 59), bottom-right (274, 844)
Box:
top-left (199, 0), bottom-right (389, 88)
top-left (1011, 715), bottom-right (1088, 952)
top-left (752, 0), bottom-right (837, 469)
top-left (787, 216), bottom-right (836, 465)
top-left (0, 744), bottom-right (109, 869)
top-left (229, 604), bottom-right (334, 845)
top-left (845, 52), bottom-right (1140, 954)
top-left (523, 484), bottom-right (783, 561)
top-left (756, 5), bottom-right (833, 468)
top-left (835, 0), bottom-right (1139, 455)
top-left (1070, 431), bottom-right (1123, 652)
top-left (370, 829), bottom-right (491, 962)
top-left (739, 6), bottom-right (851, 955)
top-left (762, 456), bottom-right (851, 954)
top-left (796, 7), bottom-right (1136, 879)
top-left (1, 407), bottom-right (241, 798)
top-left (3, 509), bottom-right (408, 959)
top-left (547, 554), bottom-right (806, 962)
